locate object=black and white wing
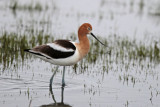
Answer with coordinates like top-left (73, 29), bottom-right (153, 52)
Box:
top-left (24, 40), bottom-right (76, 59)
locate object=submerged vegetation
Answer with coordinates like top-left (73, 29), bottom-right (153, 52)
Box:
top-left (0, 31), bottom-right (159, 71)
top-left (87, 35), bottom-right (160, 65)
top-left (0, 31), bottom-right (53, 70)
top-left (9, 0), bottom-right (48, 11)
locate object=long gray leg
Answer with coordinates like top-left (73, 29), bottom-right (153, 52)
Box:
top-left (50, 66), bottom-right (59, 87)
top-left (49, 66), bottom-right (59, 103)
top-left (62, 66), bottom-right (66, 87)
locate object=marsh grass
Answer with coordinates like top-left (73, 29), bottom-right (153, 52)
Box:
top-left (9, 0), bottom-right (47, 12)
top-left (90, 37), bottom-right (159, 65)
top-left (85, 35), bottom-right (160, 86)
top-left (0, 32), bottom-right (53, 70)
top-left (0, 32), bottom-right (159, 72)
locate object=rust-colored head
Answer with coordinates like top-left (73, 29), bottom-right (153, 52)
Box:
top-left (78, 23), bottom-right (106, 46)
top-left (78, 23), bottom-right (92, 36)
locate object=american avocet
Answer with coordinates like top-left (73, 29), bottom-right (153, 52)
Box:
top-left (24, 23), bottom-right (105, 88)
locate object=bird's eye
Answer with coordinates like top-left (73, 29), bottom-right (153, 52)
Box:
top-left (87, 27), bottom-right (91, 31)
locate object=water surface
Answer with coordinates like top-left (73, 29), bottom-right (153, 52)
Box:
top-left (0, 0), bottom-right (160, 107)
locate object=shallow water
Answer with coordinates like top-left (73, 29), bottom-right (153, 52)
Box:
top-left (1, 58), bottom-right (159, 107)
top-left (0, 0), bottom-right (160, 107)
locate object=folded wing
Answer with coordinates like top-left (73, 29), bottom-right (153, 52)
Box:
top-left (25, 40), bottom-right (76, 59)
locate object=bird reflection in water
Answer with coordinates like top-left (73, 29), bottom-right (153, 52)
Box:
top-left (40, 85), bottom-right (72, 107)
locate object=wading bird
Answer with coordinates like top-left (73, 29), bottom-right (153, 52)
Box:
top-left (24, 23), bottom-right (105, 88)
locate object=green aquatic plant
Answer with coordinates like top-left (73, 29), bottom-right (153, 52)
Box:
top-left (0, 31), bottom-right (54, 70)
top-left (9, 0), bottom-right (46, 12)
top-left (0, 31), bottom-right (159, 72)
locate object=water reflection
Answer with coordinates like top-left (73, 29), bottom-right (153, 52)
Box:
top-left (40, 86), bottom-right (72, 107)
top-left (40, 103), bottom-right (71, 107)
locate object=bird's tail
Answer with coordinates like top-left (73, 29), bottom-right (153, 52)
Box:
top-left (24, 49), bottom-right (31, 52)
